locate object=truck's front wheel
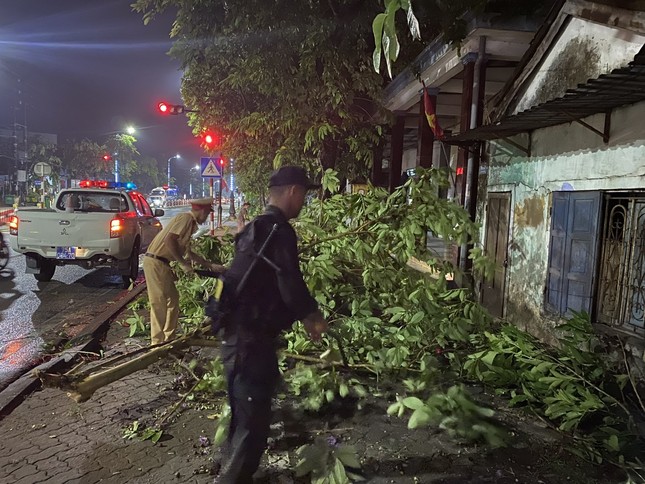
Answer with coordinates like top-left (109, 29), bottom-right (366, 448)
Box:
top-left (34, 259), bottom-right (56, 282)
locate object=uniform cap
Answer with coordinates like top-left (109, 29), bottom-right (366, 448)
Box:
top-left (268, 166), bottom-right (320, 190)
top-left (191, 197), bottom-right (214, 211)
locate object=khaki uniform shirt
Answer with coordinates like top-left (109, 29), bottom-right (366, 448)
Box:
top-left (147, 212), bottom-right (198, 260)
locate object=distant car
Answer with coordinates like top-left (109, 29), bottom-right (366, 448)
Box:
top-left (148, 187), bottom-right (166, 208)
top-left (148, 185), bottom-right (179, 208)
top-left (8, 180), bottom-right (164, 288)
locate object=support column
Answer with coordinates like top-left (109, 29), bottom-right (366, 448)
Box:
top-left (417, 90), bottom-right (435, 169)
top-left (459, 37), bottom-right (487, 274)
top-left (455, 54), bottom-right (476, 207)
top-left (389, 115), bottom-right (405, 193)
top-left (467, 51), bottom-right (487, 221)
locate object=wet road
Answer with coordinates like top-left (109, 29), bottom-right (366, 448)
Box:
top-left (0, 241), bottom-right (128, 391)
top-left (0, 206), bottom-right (227, 391)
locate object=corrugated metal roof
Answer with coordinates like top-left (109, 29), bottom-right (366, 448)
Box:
top-left (447, 45), bottom-right (645, 143)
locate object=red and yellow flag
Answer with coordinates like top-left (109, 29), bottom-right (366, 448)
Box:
top-left (423, 82), bottom-right (444, 140)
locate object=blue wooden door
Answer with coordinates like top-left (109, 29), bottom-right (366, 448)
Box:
top-left (546, 191), bottom-right (601, 316)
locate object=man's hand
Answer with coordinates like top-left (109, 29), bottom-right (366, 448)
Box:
top-left (303, 311), bottom-right (328, 342)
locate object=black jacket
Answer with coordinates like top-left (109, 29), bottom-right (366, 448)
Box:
top-left (223, 205), bottom-right (318, 339)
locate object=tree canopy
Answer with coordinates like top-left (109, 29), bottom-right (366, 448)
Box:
top-left (28, 135), bottom-right (163, 194)
top-left (133, 0), bottom-right (393, 190)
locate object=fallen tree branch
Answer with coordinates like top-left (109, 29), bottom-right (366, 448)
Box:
top-left (35, 336), bottom-right (218, 403)
top-left (157, 378), bottom-right (202, 427)
top-left (281, 351), bottom-right (377, 373)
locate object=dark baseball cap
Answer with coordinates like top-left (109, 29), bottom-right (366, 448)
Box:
top-left (268, 166), bottom-right (320, 190)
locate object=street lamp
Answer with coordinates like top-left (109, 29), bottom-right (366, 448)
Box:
top-left (167, 154), bottom-right (180, 185)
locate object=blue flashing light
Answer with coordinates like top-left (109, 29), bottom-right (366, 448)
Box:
top-left (111, 181), bottom-right (137, 190)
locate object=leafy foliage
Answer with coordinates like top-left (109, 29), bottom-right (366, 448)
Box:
top-left (387, 385), bottom-right (507, 447)
top-left (125, 312), bottom-right (148, 337)
top-left (169, 169), bottom-right (643, 479)
top-left (294, 436), bottom-right (365, 483)
top-left (182, 168), bottom-right (500, 443)
top-left (464, 311), bottom-right (645, 473)
top-left (122, 420), bottom-right (164, 444)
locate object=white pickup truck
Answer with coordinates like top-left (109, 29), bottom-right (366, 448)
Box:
top-left (8, 181), bottom-right (164, 287)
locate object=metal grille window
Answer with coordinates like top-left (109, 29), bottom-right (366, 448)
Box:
top-left (597, 195), bottom-right (645, 332)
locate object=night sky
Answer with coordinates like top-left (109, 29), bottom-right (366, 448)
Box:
top-left (0, 0), bottom-right (204, 175)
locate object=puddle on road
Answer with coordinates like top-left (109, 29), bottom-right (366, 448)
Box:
top-left (0, 265), bottom-right (131, 391)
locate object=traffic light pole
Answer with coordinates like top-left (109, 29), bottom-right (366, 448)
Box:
top-left (217, 179), bottom-right (223, 228)
top-left (209, 178), bottom-right (215, 236)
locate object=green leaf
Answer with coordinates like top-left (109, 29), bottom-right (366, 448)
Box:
top-left (331, 457), bottom-right (350, 483)
top-left (387, 403), bottom-right (398, 416)
top-left (409, 311), bottom-right (425, 325)
top-left (401, 396), bottom-right (424, 410)
top-left (372, 13), bottom-right (387, 73)
top-left (481, 351), bottom-right (499, 366)
top-left (335, 445), bottom-right (361, 468)
top-left (339, 383), bottom-right (349, 398)
top-left (405, 3), bottom-right (421, 40)
top-left (408, 407), bottom-right (431, 429)
top-left (605, 434), bottom-right (620, 452)
top-left (213, 424), bottom-right (227, 446)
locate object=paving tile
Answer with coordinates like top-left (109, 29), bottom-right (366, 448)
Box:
top-left (7, 462), bottom-right (40, 481)
top-left (26, 443), bottom-right (70, 465)
top-left (13, 474), bottom-right (49, 484)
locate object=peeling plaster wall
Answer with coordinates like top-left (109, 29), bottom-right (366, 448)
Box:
top-left (485, 100), bottom-right (645, 341)
top-left (512, 18), bottom-right (645, 114)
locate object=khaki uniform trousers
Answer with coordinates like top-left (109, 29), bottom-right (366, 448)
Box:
top-left (143, 256), bottom-right (179, 345)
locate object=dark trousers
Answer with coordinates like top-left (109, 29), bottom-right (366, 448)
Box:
top-left (217, 339), bottom-right (279, 484)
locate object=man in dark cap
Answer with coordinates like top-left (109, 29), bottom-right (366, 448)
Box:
top-left (144, 197), bottom-right (225, 345)
top-left (214, 166), bottom-right (327, 483)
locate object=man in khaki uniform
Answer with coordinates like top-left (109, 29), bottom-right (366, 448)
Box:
top-left (143, 197), bottom-right (224, 345)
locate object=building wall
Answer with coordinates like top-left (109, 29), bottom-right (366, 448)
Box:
top-left (512, 17), bottom-right (645, 114)
top-left (485, 100), bottom-right (645, 342)
top-left (403, 148), bottom-right (417, 172)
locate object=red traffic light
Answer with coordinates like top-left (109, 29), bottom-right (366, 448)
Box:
top-left (201, 131), bottom-right (218, 148)
top-left (157, 101), bottom-right (186, 115)
top-left (157, 101), bottom-right (169, 114)
top-left (103, 154), bottom-right (112, 162)
top-left (219, 158), bottom-right (225, 166)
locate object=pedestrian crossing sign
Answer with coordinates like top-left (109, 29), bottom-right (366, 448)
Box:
top-left (200, 157), bottom-right (222, 178)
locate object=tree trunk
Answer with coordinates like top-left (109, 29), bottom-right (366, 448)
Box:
top-left (35, 337), bottom-right (217, 403)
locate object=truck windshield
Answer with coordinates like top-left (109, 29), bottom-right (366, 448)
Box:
top-left (150, 189), bottom-right (165, 196)
top-left (57, 191), bottom-right (128, 213)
